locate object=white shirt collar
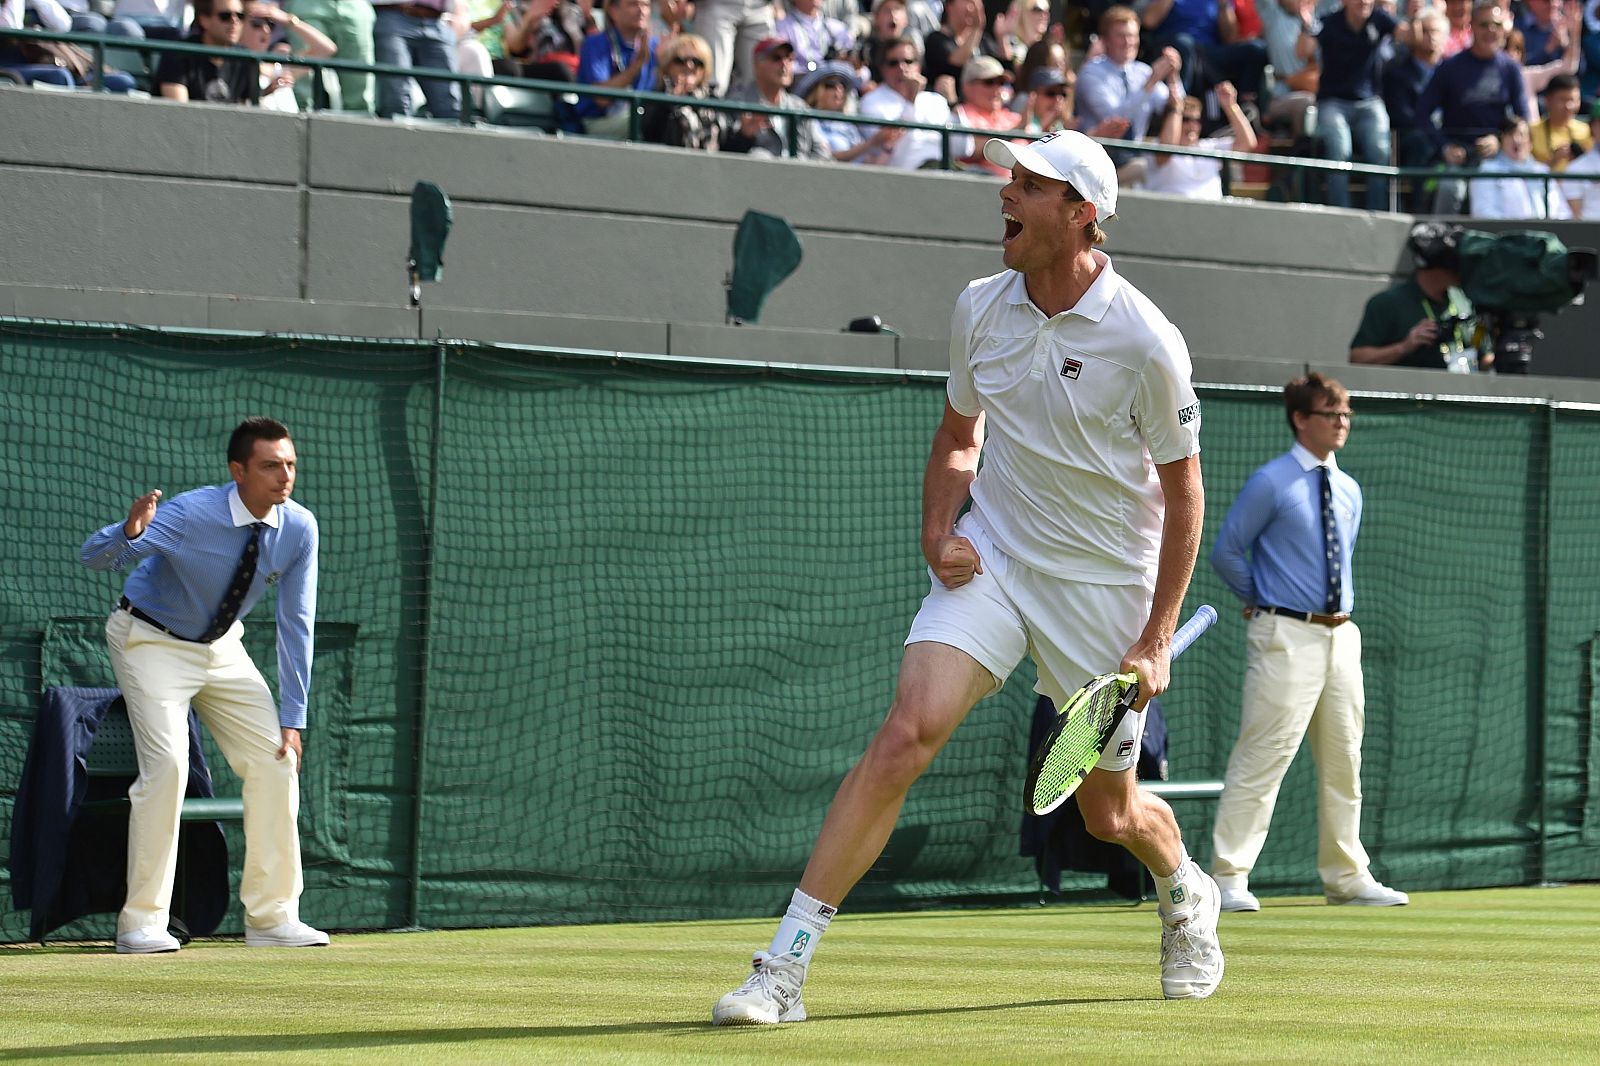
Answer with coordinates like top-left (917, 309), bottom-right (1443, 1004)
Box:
top-left (228, 484), bottom-right (282, 528)
top-left (1004, 249), bottom-right (1120, 323)
top-left (1291, 441), bottom-right (1339, 473)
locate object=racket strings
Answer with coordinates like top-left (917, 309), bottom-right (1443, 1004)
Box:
top-left (1028, 681), bottom-right (1127, 804)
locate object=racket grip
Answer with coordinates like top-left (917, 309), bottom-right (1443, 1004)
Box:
top-left (1171, 604), bottom-right (1217, 660)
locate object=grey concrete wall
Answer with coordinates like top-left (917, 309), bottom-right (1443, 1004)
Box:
top-left (3, 86), bottom-right (1596, 381)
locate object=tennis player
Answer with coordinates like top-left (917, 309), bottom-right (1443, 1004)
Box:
top-left (713, 131), bottom-right (1222, 1025)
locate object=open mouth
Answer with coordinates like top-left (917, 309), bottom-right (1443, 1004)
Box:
top-left (1002, 212), bottom-right (1022, 244)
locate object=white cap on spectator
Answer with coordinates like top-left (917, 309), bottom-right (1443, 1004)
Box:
top-left (984, 131), bottom-right (1118, 222)
top-left (961, 55), bottom-right (1007, 84)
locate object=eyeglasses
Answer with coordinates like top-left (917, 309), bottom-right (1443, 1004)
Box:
top-left (671, 56), bottom-right (705, 68)
top-left (214, 9), bottom-right (246, 21)
top-left (1040, 87), bottom-right (1068, 98)
top-left (1309, 409), bottom-right (1354, 422)
top-left (247, 17), bottom-right (273, 30)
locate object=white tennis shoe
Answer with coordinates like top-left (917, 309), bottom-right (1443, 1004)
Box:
top-left (1219, 886), bottom-right (1261, 912)
top-left (1160, 871), bottom-right (1225, 1000)
top-left (1325, 882), bottom-right (1409, 907)
top-left (711, 950), bottom-right (808, 1025)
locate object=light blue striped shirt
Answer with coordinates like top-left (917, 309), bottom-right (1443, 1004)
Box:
top-left (80, 483), bottom-right (319, 729)
top-left (1210, 443), bottom-right (1361, 615)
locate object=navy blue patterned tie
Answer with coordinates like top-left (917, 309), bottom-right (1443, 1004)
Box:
top-left (199, 522), bottom-right (266, 642)
top-left (1319, 466), bottom-right (1341, 614)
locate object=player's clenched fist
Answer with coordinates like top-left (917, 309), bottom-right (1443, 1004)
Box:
top-left (124, 489), bottom-right (162, 539)
top-left (926, 533), bottom-right (984, 590)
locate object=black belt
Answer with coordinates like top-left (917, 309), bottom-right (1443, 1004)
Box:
top-left (1256, 605), bottom-right (1351, 627)
top-left (119, 596), bottom-right (206, 643)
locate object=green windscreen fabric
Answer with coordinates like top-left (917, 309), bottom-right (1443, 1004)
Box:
top-left (1, 319), bottom-right (1596, 941)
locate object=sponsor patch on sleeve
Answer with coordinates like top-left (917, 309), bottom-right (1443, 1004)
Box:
top-left (1177, 402), bottom-right (1200, 426)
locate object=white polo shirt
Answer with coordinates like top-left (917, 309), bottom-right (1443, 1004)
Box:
top-left (947, 253), bottom-right (1201, 585)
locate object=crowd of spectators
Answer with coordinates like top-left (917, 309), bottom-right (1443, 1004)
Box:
top-left (5, 0), bottom-right (1600, 214)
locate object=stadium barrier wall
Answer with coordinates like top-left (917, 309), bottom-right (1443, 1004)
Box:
top-left (6, 86), bottom-right (1600, 380)
top-left (1, 320), bottom-right (1595, 942)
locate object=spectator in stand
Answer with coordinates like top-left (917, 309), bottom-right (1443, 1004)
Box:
top-left (1532, 73), bottom-right (1591, 169)
top-left (1077, 6), bottom-right (1174, 166)
top-left (1019, 65), bottom-right (1075, 131)
top-left (697, 0), bottom-right (772, 94)
top-left (642, 32), bottom-right (737, 150)
top-left (860, 32), bottom-right (972, 167)
top-left (799, 58), bottom-right (903, 161)
top-left (1010, 35), bottom-right (1067, 112)
top-left (239, 1), bottom-right (335, 111)
top-left (924, 0), bottom-right (1006, 103)
top-left (1515, 0), bottom-right (1563, 66)
top-left (1471, 113), bottom-right (1570, 216)
top-left (953, 54), bottom-right (1025, 175)
top-left (502, 0), bottom-right (592, 81)
top-left (862, 0), bottom-right (910, 84)
top-left (156, 0), bottom-right (261, 102)
top-left (1297, 0), bottom-right (1404, 210)
top-left (1383, 5), bottom-right (1446, 209)
top-left (576, 0), bottom-right (657, 135)
top-left (112, 0), bottom-right (187, 38)
top-left (371, 0), bottom-right (461, 119)
top-left (1560, 100), bottom-right (1600, 217)
top-left (1257, 0), bottom-right (1330, 127)
top-left (1584, 0), bottom-right (1600, 103)
top-left (1440, 0), bottom-right (1471, 54)
top-left (1002, 0), bottom-right (1052, 62)
top-left (2, 0), bottom-right (143, 89)
top-left (1414, 0), bottom-right (1528, 214)
top-left (285, 0), bottom-right (372, 110)
top-left (1146, 77), bottom-right (1257, 196)
top-left (1137, 0), bottom-right (1269, 101)
top-left (652, 0), bottom-right (690, 39)
top-left (777, 0), bottom-right (855, 76)
top-left (33, 0), bottom-right (147, 38)
top-left (724, 35), bottom-right (833, 158)
top-left (1504, 1), bottom-right (1581, 115)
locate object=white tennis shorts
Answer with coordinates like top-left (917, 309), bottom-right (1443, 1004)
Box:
top-left (904, 512), bottom-right (1154, 772)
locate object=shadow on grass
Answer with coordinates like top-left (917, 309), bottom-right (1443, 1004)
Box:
top-left (2, 995), bottom-right (1149, 1057)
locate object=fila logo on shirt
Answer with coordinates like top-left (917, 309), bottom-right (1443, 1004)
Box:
top-left (1060, 357), bottom-right (1083, 379)
top-left (1117, 740), bottom-right (1136, 758)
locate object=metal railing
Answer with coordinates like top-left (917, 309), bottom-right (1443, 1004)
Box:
top-left (4, 26), bottom-right (1593, 213)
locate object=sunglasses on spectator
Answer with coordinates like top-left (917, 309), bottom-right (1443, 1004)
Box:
top-left (976, 76), bottom-right (1007, 86)
top-left (888, 56), bottom-right (918, 66)
top-left (671, 56), bottom-right (705, 68)
top-left (247, 17), bottom-right (273, 29)
top-left (214, 9), bottom-right (246, 20)
top-left (1040, 87), bottom-right (1069, 98)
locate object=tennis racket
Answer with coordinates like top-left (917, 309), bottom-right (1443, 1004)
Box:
top-left (1024, 604), bottom-right (1217, 816)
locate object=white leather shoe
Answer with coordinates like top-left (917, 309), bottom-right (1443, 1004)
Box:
top-left (1219, 887), bottom-right (1261, 912)
top-left (1326, 882), bottom-right (1409, 907)
top-left (116, 928), bottom-right (180, 954)
top-left (245, 919), bottom-right (330, 947)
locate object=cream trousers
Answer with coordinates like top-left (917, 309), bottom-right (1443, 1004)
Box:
top-left (1211, 611), bottom-right (1373, 895)
top-left (105, 608), bottom-right (304, 935)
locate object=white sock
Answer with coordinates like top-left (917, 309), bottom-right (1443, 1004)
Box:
top-left (767, 888), bottom-right (836, 967)
top-left (1153, 846), bottom-right (1198, 915)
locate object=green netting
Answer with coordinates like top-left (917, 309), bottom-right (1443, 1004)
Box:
top-left (1, 320), bottom-right (1596, 942)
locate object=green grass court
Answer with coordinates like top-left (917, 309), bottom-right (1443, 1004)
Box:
top-left (1, 885), bottom-right (1593, 1064)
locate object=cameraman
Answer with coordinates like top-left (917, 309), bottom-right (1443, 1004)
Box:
top-left (1349, 222), bottom-right (1485, 372)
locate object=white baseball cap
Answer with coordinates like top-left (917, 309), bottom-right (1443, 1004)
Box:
top-left (984, 131), bottom-right (1118, 223)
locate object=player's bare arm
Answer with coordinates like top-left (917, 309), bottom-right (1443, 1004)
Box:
top-left (920, 400), bottom-right (985, 589)
top-left (124, 490), bottom-right (162, 539)
top-left (1120, 454), bottom-right (1203, 708)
